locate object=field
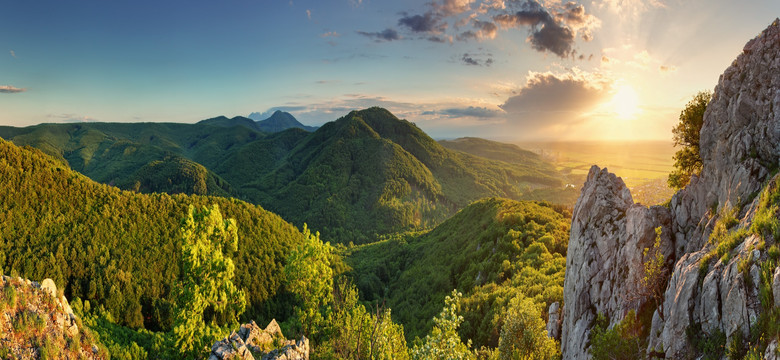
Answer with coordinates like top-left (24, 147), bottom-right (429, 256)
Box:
top-left (516, 140), bottom-right (677, 206)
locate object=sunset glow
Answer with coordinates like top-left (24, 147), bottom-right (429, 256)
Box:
top-left (610, 84), bottom-right (640, 120)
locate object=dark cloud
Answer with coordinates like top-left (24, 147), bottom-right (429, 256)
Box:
top-left (356, 28), bottom-right (401, 41)
top-left (460, 53), bottom-right (493, 66)
top-left (499, 72), bottom-right (607, 128)
top-left (427, 35), bottom-right (449, 43)
top-left (398, 12), bottom-right (447, 34)
top-left (0, 85), bottom-right (25, 93)
top-left (458, 20), bottom-right (498, 41)
top-left (493, 0), bottom-right (597, 58)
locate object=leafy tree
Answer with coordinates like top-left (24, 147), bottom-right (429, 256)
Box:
top-left (668, 91), bottom-right (712, 189)
top-left (170, 204), bottom-right (246, 358)
top-left (284, 224), bottom-right (334, 340)
top-left (411, 290), bottom-right (475, 360)
top-left (640, 227), bottom-right (669, 321)
top-left (497, 295), bottom-right (559, 360)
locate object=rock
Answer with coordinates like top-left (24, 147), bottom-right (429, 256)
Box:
top-left (40, 278), bottom-right (57, 298)
top-left (546, 302), bottom-right (561, 340)
top-left (774, 266), bottom-right (780, 308)
top-left (562, 19), bottom-right (780, 360)
top-left (767, 339), bottom-right (779, 360)
top-left (210, 320), bottom-right (309, 360)
top-left (561, 166), bottom-right (673, 358)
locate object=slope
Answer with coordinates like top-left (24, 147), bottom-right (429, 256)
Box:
top-left (345, 197), bottom-right (571, 345)
top-left (0, 138), bottom-right (305, 331)
top-left (253, 110), bottom-right (318, 133)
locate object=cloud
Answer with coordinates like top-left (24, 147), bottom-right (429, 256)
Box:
top-left (0, 85), bottom-right (25, 93)
top-left (433, 0), bottom-right (474, 16)
top-left (46, 113), bottom-right (97, 123)
top-left (461, 53), bottom-right (494, 66)
top-left (493, 0), bottom-right (599, 58)
top-left (499, 70), bottom-right (609, 130)
top-left (9, 50), bottom-right (15, 58)
top-left (320, 31), bottom-right (341, 37)
top-left (659, 65), bottom-right (677, 74)
top-left (357, 28), bottom-right (401, 42)
top-left (457, 20), bottom-right (497, 41)
top-left (398, 12), bottom-right (447, 34)
top-left (306, 9), bottom-right (312, 20)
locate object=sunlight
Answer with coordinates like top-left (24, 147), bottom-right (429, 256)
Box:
top-left (610, 84), bottom-right (641, 120)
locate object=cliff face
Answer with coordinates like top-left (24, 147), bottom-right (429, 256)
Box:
top-left (561, 19), bottom-right (780, 359)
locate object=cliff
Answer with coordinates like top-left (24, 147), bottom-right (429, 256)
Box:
top-left (561, 19), bottom-right (780, 359)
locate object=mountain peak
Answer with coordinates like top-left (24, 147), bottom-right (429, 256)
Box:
top-left (252, 110), bottom-right (318, 133)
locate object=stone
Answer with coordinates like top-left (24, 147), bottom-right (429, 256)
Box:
top-left (773, 266), bottom-right (780, 308)
top-left (546, 302), bottom-right (561, 340)
top-left (40, 278), bottom-right (57, 299)
top-left (767, 339), bottom-right (779, 360)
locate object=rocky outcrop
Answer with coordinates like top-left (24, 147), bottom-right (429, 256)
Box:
top-left (561, 19), bottom-right (780, 359)
top-left (546, 302), bottom-right (561, 340)
top-left (561, 166), bottom-right (673, 358)
top-left (0, 276), bottom-right (105, 359)
top-left (209, 319), bottom-right (309, 360)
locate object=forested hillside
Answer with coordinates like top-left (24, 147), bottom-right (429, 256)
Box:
top-left (0, 138), bottom-right (305, 332)
top-left (0, 108), bottom-right (570, 244)
top-left (345, 197), bottom-right (570, 346)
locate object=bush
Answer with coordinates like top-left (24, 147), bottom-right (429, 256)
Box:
top-left (590, 311), bottom-right (645, 360)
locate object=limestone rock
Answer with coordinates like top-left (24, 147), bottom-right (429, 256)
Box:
top-left (546, 302), bottom-right (561, 340)
top-left (40, 278), bottom-right (57, 299)
top-left (210, 319), bottom-right (309, 360)
top-left (562, 19), bottom-right (780, 360)
top-left (561, 166), bottom-right (673, 358)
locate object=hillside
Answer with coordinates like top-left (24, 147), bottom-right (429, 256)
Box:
top-left (0, 138), bottom-right (305, 332)
top-left (0, 108), bottom-right (569, 244)
top-left (345, 197), bottom-right (570, 345)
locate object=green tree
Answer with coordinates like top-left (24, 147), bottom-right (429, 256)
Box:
top-left (668, 91), bottom-right (712, 189)
top-left (497, 295), bottom-right (559, 360)
top-left (640, 227), bottom-right (669, 321)
top-left (284, 224), bottom-right (334, 340)
top-left (411, 290), bottom-right (475, 360)
top-left (589, 311), bottom-right (645, 360)
top-left (170, 204), bottom-right (247, 358)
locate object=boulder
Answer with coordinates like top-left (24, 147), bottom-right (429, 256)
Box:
top-left (546, 302), bottom-right (561, 340)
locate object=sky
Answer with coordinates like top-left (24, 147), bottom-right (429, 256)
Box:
top-left (1, 0), bottom-right (778, 141)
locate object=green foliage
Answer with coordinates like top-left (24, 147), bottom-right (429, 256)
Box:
top-left (318, 279), bottom-right (410, 360)
top-left (346, 198), bottom-right (569, 346)
top-left (117, 155), bottom-right (234, 197)
top-left (284, 225), bottom-right (334, 339)
top-left (668, 91), bottom-right (712, 189)
top-left (170, 204), bottom-right (247, 358)
top-left (497, 295), bottom-right (559, 360)
top-left (0, 138), bottom-right (304, 332)
top-left (589, 311), bottom-right (645, 360)
top-left (639, 227), bottom-right (669, 320)
top-left (686, 322), bottom-right (726, 359)
top-left (411, 290), bottom-right (475, 360)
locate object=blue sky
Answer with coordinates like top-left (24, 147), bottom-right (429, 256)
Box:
top-left (1, 0), bottom-right (779, 140)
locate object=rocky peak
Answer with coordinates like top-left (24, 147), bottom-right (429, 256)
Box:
top-left (561, 20), bottom-right (780, 359)
top-left (209, 319), bottom-right (309, 360)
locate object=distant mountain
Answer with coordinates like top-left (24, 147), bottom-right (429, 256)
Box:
top-left (439, 137), bottom-right (545, 166)
top-left (197, 115), bottom-right (260, 131)
top-left (249, 110), bottom-right (318, 132)
top-left (0, 107), bottom-right (569, 243)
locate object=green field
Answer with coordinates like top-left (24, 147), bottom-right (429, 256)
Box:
top-left (516, 140), bottom-right (677, 205)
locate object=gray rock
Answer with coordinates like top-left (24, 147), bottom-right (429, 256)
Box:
top-left (210, 320), bottom-right (309, 360)
top-left (773, 266), bottom-right (780, 308)
top-left (40, 278), bottom-right (57, 299)
top-left (546, 302), bottom-right (561, 340)
top-left (767, 339), bottom-right (779, 360)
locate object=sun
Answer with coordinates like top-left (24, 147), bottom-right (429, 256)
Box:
top-left (610, 84), bottom-right (641, 120)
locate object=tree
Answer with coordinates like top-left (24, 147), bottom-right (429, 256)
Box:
top-left (640, 227), bottom-right (669, 321)
top-left (589, 311), bottom-right (645, 360)
top-left (170, 204), bottom-right (246, 358)
top-left (497, 295), bottom-right (559, 360)
top-left (411, 290), bottom-right (475, 360)
top-left (668, 91), bottom-right (712, 189)
top-left (284, 224), bottom-right (334, 340)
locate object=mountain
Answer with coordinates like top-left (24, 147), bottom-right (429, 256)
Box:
top-left (0, 137), bottom-right (305, 331)
top-left (561, 20), bottom-right (780, 359)
top-left (250, 110), bottom-right (318, 132)
top-left (346, 197), bottom-right (571, 345)
top-left (0, 108), bottom-right (569, 244)
top-left (439, 137), bottom-right (546, 166)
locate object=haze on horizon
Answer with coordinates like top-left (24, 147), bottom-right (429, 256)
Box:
top-left (1, 0), bottom-right (778, 141)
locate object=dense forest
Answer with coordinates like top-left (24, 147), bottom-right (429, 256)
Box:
top-left (0, 108), bottom-right (572, 244)
top-left (0, 138), bottom-right (306, 333)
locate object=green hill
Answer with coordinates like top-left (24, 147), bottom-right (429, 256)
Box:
top-left (0, 107), bottom-right (569, 244)
top-left (345, 197), bottom-right (570, 346)
top-left (252, 110), bottom-right (318, 133)
top-left (0, 138), bottom-right (305, 331)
